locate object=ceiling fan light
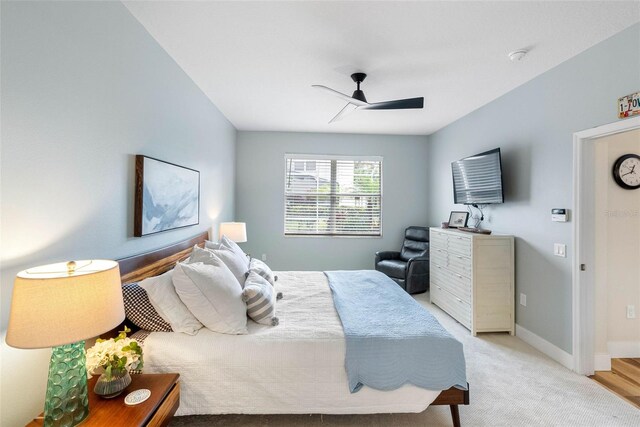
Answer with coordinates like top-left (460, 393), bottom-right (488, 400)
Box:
top-left (351, 89), bottom-right (367, 103)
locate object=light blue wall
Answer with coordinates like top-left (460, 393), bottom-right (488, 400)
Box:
top-left (0, 2), bottom-right (236, 424)
top-left (236, 131), bottom-right (430, 270)
top-left (427, 23), bottom-right (640, 354)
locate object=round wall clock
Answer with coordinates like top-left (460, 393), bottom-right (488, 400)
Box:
top-left (612, 153), bottom-right (640, 190)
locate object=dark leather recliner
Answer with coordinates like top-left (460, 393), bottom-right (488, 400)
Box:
top-left (375, 226), bottom-right (430, 294)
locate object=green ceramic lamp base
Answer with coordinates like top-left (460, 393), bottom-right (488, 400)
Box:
top-left (44, 341), bottom-right (89, 427)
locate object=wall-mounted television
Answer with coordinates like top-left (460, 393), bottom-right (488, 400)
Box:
top-left (451, 148), bottom-right (504, 205)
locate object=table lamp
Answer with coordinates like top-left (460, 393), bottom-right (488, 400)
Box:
top-left (219, 222), bottom-right (247, 243)
top-left (6, 259), bottom-right (125, 427)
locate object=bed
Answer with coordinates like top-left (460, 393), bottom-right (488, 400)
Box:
top-left (114, 232), bottom-right (470, 426)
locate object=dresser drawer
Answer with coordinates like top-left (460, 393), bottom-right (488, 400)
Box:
top-left (430, 262), bottom-right (447, 285)
top-left (437, 269), bottom-right (471, 304)
top-left (429, 250), bottom-right (448, 268)
top-left (447, 235), bottom-right (471, 256)
top-left (448, 253), bottom-right (472, 277)
top-left (430, 230), bottom-right (448, 248)
top-left (431, 284), bottom-right (471, 329)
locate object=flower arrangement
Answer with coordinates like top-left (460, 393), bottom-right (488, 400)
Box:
top-left (86, 326), bottom-right (143, 381)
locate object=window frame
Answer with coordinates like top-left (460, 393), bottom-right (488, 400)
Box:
top-left (283, 153), bottom-right (383, 238)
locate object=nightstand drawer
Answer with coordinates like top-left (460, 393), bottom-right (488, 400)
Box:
top-left (148, 381), bottom-right (180, 427)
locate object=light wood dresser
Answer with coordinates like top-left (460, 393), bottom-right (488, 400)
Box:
top-left (430, 227), bottom-right (514, 336)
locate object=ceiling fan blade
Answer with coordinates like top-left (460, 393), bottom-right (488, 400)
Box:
top-left (360, 97), bottom-right (424, 110)
top-left (329, 103), bottom-right (358, 124)
top-left (312, 85), bottom-right (369, 107)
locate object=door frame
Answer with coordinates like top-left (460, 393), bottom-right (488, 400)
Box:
top-left (572, 116), bottom-right (640, 375)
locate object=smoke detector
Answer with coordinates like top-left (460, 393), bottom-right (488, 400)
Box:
top-left (508, 49), bottom-right (528, 62)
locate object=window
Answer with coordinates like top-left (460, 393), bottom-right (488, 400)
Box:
top-left (284, 154), bottom-right (382, 236)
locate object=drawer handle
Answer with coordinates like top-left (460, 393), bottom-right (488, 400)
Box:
top-left (456, 274), bottom-right (462, 278)
top-left (457, 256), bottom-right (464, 259)
top-left (456, 237), bottom-right (462, 240)
top-left (456, 297), bottom-right (462, 303)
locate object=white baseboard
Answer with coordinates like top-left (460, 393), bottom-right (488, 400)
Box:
top-left (608, 341), bottom-right (640, 358)
top-left (594, 353), bottom-right (611, 371)
top-left (516, 324), bottom-right (574, 370)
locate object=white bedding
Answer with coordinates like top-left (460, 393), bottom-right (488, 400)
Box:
top-left (142, 271), bottom-right (441, 415)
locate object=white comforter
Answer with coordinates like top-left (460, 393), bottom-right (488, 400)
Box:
top-left (142, 271), bottom-right (440, 415)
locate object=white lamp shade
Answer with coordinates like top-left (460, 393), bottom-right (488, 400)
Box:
top-left (6, 260), bottom-right (125, 349)
top-left (219, 222), bottom-right (247, 243)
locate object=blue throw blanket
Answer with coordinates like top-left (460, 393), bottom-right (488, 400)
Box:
top-left (325, 270), bottom-right (467, 393)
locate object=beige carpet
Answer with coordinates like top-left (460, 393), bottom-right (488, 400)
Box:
top-left (170, 292), bottom-right (640, 426)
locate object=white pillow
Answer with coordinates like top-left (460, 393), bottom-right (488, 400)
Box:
top-left (243, 271), bottom-right (279, 326)
top-left (209, 246), bottom-right (249, 287)
top-left (221, 235), bottom-right (250, 268)
top-left (172, 261), bottom-right (248, 334)
top-left (248, 258), bottom-right (277, 286)
top-left (139, 269), bottom-right (203, 335)
top-left (204, 240), bottom-right (222, 250)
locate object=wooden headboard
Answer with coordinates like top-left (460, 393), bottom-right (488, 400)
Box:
top-left (118, 231), bottom-right (209, 283)
top-left (101, 231), bottom-right (208, 338)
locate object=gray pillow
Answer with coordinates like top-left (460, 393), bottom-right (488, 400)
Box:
top-left (242, 271), bottom-right (279, 326)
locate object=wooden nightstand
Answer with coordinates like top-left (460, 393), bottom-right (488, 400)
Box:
top-left (27, 373), bottom-right (180, 427)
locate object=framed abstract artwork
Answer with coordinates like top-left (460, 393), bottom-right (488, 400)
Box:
top-left (134, 155), bottom-right (200, 237)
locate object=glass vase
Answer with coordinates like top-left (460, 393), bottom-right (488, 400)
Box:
top-left (93, 370), bottom-right (131, 399)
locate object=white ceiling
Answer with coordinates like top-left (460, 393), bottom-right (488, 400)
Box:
top-left (124, 1), bottom-right (640, 135)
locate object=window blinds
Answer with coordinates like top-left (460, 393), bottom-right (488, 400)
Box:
top-left (284, 155), bottom-right (382, 236)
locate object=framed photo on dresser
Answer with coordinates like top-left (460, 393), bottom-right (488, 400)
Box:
top-left (448, 211), bottom-right (469, 228)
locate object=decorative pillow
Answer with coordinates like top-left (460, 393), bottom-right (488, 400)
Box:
top-left (246, 258), bottom-right (278, 286)
top-left (221, 235), bottom-right (250, 268)
top-left (172, 261), bottom-right (248, 335)
top-left (208, 246), bottom-right (249, 287)
top-left (121, 282), bottom-right (173, 332)
top-left (243, 271), bottom-right (279, 326)
top-left (139, 269), bottom-right (203, 335)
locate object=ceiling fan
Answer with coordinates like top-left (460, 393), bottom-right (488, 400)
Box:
top-left (312, 73), bottom-right (424, 124)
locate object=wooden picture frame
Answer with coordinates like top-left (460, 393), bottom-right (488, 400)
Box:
top-left (448, 211), bottom-right (469, 228)
top-left (134, 155), bottom-right (200, 237)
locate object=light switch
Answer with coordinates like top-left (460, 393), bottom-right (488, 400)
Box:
top-left (554, 243), bottom-right (566, 258)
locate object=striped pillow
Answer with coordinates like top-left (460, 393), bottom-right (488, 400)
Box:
top-left (242, 271), bottom-right (279, 326)
top-left (247, 258), bottom-right (277, 286)
top-left (121, 282), bottom-right (173, 332)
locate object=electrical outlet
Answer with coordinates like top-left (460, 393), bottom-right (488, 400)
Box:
top-left (261, 253), bottom-right (267, 261)
top-left (627, 305), bottom-right (636, 319)
top-left (520, 293), bottom-right (527, 307)
top-left (553, 243), bottom-right (566, 258)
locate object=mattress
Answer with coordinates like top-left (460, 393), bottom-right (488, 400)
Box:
top-left (142, 271), bottom-right (441, 416)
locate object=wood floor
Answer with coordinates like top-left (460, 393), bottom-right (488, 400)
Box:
top-left (591, 358), bottom-right (640, 409)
